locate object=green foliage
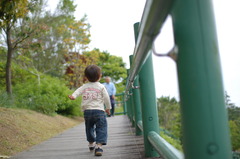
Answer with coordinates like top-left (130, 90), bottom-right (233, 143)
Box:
top-left (0, 91), bottom-right (14, 107)
top-left (56, 0), bottom-right (77, 18)
top-left (157, 96), bottom-right (183, 152)
top-left (225, 91), bottom-right (236, 108)
top-left (12, 75), bottom-right (82, 116)
top-left (115, 82), bottom-right (125, 95)
top-left (0, 0), bottom-right (44, 95)
top-left (225, 92), bottom-right (240, 151)
top-left (0, 0), bottom-right (126, 117)
top-left (10, 0), bottom-right (91, 78)
top-left (160, 131), bottom-right (183, 151)
top-left (157, 96), bottom-right (182, 141)
top-left (0, 46), bottom-right (6, 61)
top-left (0, 61), bottom-right (34, 89)
top-left (0, 61), bottom-right (5, 88)
top-left (0, 0), bottom-right (29, 26)
top-left (157, 93), bottom-right (240, 152)
top-left (0, 61), bottom-right (36, 88)
top-left (229, 120), bottom-right (240, 151)
top-left (84, 49), bottom-right (127, 93)
top-left (115, 105), bottom-right (124, 114)
top-left (228, 105), bottom-right (240, 121)
top-left (157, 94), bottom-right (240, 153)
top-left (0, 66), bottom-right (82, 116)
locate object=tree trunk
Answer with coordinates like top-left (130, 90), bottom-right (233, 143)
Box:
top-left (6, 26), bottom-right (13, 95)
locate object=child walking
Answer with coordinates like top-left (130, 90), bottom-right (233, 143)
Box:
top-left (68, 64), bottom-right (111, 156)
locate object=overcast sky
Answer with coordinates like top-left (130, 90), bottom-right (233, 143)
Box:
top-left (48, 0), bottom-right (240, 106)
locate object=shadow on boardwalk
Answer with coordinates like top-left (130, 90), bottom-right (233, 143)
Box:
top-left (11, 115), bottom-right (158, 159)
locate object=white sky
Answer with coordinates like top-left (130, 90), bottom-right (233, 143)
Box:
top-left (48, 0), bottom-right (240, 106)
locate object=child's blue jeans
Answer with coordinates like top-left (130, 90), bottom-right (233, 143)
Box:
top-left (84, 109), bottom-right (108, 145)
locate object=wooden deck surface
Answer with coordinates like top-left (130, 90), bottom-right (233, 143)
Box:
top-left (11, 115), bottom-right (160, 159)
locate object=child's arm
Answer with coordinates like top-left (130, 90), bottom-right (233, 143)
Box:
top-left (105, 109), bottom-right (111, 116)
top-left (68, 95), bottom-right (75, 100)
top-left (68, 86), bottom-right (83, 100)
top-left (102, 87), bottom-right (111, 115)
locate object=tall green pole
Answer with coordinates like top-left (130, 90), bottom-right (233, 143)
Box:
top-left (126, 93), bottom-right (133, 122)
top-left (139, 53), bottom-right (160, 157)
top-left (130, 91), bottom-right (135, 127)
top-left (132, 76), bottom-right (142, 135)
top-left (126, 69), bottom-right (131, 119)
top-left (132, 22), bottom-right (143, 136)
top-left (172, 0), bottom-right (232, 158)
top-left (123, 93), bottom-right (127, 115)
top-left (129, 55), bottom-right (136, 127)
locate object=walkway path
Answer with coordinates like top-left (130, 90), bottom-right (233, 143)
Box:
top-left (11, 115), bottom-right (152, 159)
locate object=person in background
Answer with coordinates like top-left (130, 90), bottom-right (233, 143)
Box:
top-left (103, 76), bottom-right (116, 117)
top-left (68, 65), bottom-right (111, 156)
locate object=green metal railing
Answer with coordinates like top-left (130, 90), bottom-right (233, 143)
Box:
top-left (124, 0), bottom-right (232, 159)
top-left (114, 93), bottom-right (127, 115)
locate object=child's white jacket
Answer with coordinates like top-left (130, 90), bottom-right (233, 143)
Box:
top-left (72, 82), bottom-right (111, 111)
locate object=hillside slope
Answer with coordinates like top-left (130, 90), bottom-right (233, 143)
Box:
top-left (0, 107), bottom-right (82, 156)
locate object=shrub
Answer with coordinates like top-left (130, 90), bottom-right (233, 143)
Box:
top-left (229, 120), bottom-right (240, 151)
top-left (160, 131), bottom-right (183, 151)
top-left (12, 75), bottom-right (82, 116)
top-left (0, 91), bottom-right (15, 108)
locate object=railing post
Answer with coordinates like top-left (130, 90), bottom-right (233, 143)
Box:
top-left (139, 53), bottom-right (160, 157)
top-left (172, 0), bottom-right (232, 158)
top-left (130, 91), bottom-right (135, 127)
top-left (126, 69), bottom-right (132, 120)
top-left (132, 22), bottom-right (143, 136)
top-left (132, 76), bottom-right (142, 136)
top-left (123, 93), bottom-right (127, 115)
top-left (129, 55), bottom-right (136, 127)
top-left (126, 93), bottom-right (133, 122)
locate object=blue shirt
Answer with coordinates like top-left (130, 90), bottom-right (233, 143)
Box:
top-left (103, 82), bottom-right (116, 96)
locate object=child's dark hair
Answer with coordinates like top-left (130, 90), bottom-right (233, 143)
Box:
top-left (84, 65), bottom-right (101, 82)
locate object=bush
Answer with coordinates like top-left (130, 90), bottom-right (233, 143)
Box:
top-left (160, 131), bottom-right (183, 151)
top-left (0, 91), bottom-right (15, 108)
top-left (0, 61), bottom-right (36, 89)
top-left (229, 120), bottom-right (240, 151)
top-left (12, 75), bottom-right (82, 116)
top-left (0, 62), bottom-right (6, 88)
top-left (0, 60), bottom-right (82, 116)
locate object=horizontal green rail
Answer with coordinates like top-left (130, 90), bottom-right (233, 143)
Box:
top-left (114, 92), bottom-right (126, 115)
top-left (114, 112), bottom-right (125, 115)
top-left (148, 131), bottom-right (184, 159)
top-left (115, 93), bottom-right (124, 96)
top-left (125, 0), bottom-right (232, 158)
top-left (159, 128), bottom-right (178, 140)
top-left (126, 0), bottom-right (175, 91)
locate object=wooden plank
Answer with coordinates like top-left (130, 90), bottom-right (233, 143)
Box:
top-left (10, 115), bottom-right (160, 159)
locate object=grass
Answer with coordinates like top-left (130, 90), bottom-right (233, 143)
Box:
top-left (160, 131), bottom-right (183, 151)
top-left (115, 105), bottom-right (124, 114)
top-left (0, 107), bottom-right (83, 157)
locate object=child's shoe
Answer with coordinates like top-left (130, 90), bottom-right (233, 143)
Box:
top-left (95, 147), bottom-right (103, 156)
top-left (88, 144), bottom-right (95, 152)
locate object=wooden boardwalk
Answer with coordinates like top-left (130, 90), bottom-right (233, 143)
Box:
top-left (11, 115), bottom-right (158, 159)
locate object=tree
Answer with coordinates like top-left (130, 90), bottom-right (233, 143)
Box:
top-left (224, 92), bottom-right (240, 151)
top-left (229, 120), bottom-right (240, 151)
top-left (228, 105), bottom-right (240, 121)
top-left (225, 91), bottom-right (235, 108)
top-left (64, 52), bottom-right (93, 88)
top-left (224, 91), bottom-right (240, 120)
top-left (0, 0), bottom-right (38, 95)
top-left (16, 0), bottom-right (91, 80)
top-left (157, 96), bottom-right (182, 140)
top-left (83, 49), bottom-right (127, 93)
top-left (0, 46), bottom-right (7, 88)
